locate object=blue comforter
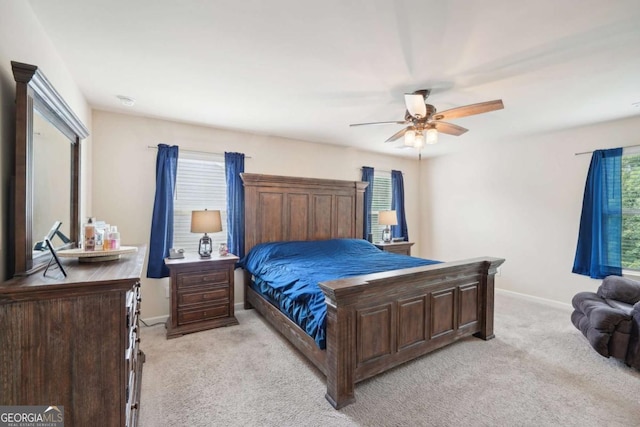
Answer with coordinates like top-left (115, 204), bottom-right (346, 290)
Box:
top-left (238, 238), bottom-right (440, 349)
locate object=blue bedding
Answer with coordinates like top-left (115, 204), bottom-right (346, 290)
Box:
top-left (238, 238), bottom-right (440, 349)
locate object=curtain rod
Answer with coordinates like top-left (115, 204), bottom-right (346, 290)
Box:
top-left (359, 167), bottom-right (404, 174)
top-left (147, 145), bottom-right (252, 158)
top-left (574, 143), bottom-right (640, 156)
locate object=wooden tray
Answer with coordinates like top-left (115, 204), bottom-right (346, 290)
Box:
top-left (57, 246), bottom-right (138, 263)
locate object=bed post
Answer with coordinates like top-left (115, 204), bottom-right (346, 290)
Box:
top-left (324, 299), bottom-right (356, 409)
top-left (354, 181), bottom-right (367, 239)
top-left (474, 258), bottom-right (504, 340)
top-left (243, 270), bottom-right (253, 310)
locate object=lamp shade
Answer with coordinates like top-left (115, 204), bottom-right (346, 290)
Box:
top-left (378, 210), bottom-right (398, 226)
top-left (191, 209), bottom-right (222, 233)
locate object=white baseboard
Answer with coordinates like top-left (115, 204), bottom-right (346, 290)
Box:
top-left (496, 288), bottom-right (573, 312)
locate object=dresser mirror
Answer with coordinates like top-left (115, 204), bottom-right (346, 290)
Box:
top-left (11, 61), bottom-right (89, 276)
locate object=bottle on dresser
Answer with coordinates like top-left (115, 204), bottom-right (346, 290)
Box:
top-left (101, 223), bottom-right (110, 250)
top-left (93, 221), bottom-right (109, 251)
top-left (95, 227), bottom-right (105, 251)
top-left (84, 218), bottom-right (95, 251)
top-left (109, 226), bottom-right (120, 250)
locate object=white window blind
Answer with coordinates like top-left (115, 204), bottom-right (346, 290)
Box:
top-left (371, 171), bottom-right (392, 243)
top-left (173, 153), bottom-right (227, 253)
top-left (622, 152), bottom-right (640, 270)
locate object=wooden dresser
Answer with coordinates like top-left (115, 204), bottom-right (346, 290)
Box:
top-left (0, 245), bottom-right (146, 427)
top-left (165, 253), bottom-right (239, 339)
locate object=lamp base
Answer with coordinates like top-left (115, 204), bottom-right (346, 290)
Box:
top-left (382, 227), bottom-right (391, 243)
top-left (198, 234), bottom-right (213, 258)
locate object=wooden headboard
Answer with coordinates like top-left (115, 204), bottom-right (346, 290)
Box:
top-left (241, 174), bottom-right (368, 254)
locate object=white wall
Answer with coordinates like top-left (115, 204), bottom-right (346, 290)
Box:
top-left (0, 1), bottom-right (91, 279)
top-left (421, 115), bottom-right (640, 305)
top-left (91, 110), bottom-right (422, 319)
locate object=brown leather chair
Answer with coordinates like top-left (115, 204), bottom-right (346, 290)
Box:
top-left (571, 276), bottom-right (640, 369)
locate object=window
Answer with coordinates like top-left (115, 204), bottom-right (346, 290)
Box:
top-left (622, 152), bottom-right (640, 270)
top-left (173, 153), bottom-right (227, 253)
top-left (370, 171), bottom-right (392, 242)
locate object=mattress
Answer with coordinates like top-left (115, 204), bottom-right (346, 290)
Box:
top-left (238, 238), bottom-right (440, 349)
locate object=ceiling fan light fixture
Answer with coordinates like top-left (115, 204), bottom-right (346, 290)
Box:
top-left (414, 131), bottom-right (425, 149)
top-left (426, 128), bottom-right (438, 145)
top-left (404, 129), bottom-right (416, 147)
top-left (349, 89), bottom-right (503, 150)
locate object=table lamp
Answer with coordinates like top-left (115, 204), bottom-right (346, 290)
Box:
top-left (378, 210), bottom-right (397, 243)
top-left (191, 209), bottom-right (222, 258)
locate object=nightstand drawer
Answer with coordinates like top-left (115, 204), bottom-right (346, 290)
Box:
top-left (385, 246), bottom-right (409, 255)
top-left (179, 287), bottom-right (229, 305)
top-left (177, 269), bottom-right (229, 289)
top-left (178, 303), bottom-right (229, 325)
top-left (165, 254), bottom-right (239, 338)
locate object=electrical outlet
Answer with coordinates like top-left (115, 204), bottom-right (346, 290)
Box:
top-left (164, 283), bottom-right (170, 298)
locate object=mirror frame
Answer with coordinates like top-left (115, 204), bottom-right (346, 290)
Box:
top-left (11, 61), bottom-right (89, 276)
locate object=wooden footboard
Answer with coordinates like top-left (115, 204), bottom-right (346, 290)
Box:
top-left (319, 257), bottom-right (504, 408)
top-left (244, 256), bottom-right (504, 408)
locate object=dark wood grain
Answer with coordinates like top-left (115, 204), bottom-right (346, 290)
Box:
top-left (242, 173), bottom-right (368, 253)
top-left (165, 253), bottom-right (239, 339)
top-left (11, 61), bottom-right (89, 277)
top-left (0, 245), bottom-right (146, 427)
top-left (13, 74), bottom-right (31, 274)
top-left (240, 173), bottom-right (505, 408)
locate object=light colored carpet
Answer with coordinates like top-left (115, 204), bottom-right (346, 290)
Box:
top-left (138, 292), bottom-right (640, 426)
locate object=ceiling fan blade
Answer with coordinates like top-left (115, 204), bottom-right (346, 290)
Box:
top-left (385, 127), bottom-right (411, 143)
top-left (349, 120), bottom-right (407, 127)
top-left (404, 94), bottom-right (427, 118)
top-left (432, 99), bottom-right (504, 121)
top-left (433, 121), bottom-right (468, 136)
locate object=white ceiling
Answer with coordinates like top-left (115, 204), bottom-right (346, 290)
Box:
top-left (27, 0), bottom-right (640, 158)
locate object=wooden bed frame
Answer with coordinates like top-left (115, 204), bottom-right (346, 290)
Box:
top-left (241, 173), bottom-right (505, 408)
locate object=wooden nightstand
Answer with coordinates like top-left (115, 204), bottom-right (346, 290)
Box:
top-left (164, 253), bottom-right (239, 339)
top-left (374, 241), bottom-right (415, 256)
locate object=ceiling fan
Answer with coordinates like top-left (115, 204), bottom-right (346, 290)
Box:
top-left (350, 89), bottom-right (504, 149)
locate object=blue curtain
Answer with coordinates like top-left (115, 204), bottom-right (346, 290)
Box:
top-left (147, 144), bottom-right (179, 278)
top-left (225, 152), bottom-right (245, 258)
top-left (361, 166), bottom-right (374, 240)
top-left (572, 148), bottom-right (623, 279)
top-left (391, 170), bottom-right (409, 241)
